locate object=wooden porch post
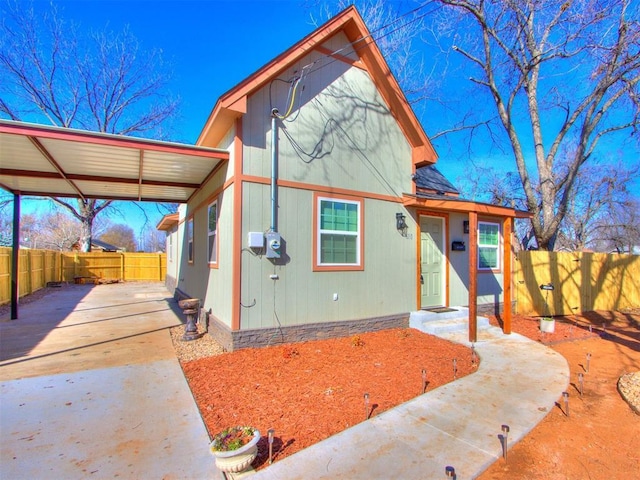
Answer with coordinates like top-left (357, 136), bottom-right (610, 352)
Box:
top-left (468, 212), bottom-right (478, 342)
top-left (503, 217), bottom-right (513, 334)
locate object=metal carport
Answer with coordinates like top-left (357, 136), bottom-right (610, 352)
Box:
top-left (0, 119), bottom-right (230, 319)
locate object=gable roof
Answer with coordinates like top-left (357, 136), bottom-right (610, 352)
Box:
top-left (156, 212), bottom-right (179, 231)
top-left (197, 6), bottom-right (437, 167)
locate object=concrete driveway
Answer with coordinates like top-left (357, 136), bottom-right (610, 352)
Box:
top-left (0, 282), bottom-right (218, 479)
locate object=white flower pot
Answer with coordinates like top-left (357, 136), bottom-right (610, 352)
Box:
top-left (210, 429), bottom-right (261, 474)
top-left (540, 318), bottom-right (555, 333)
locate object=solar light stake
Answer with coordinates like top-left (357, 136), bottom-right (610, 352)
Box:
top-left (578, 373), bottom-right (584, 397)
top-left (563, 392), bottom-right (570, 417)
top-left (422, 369), bottom-right (427, 393)
top-left (501, 425), bottom-right (510, 461)
top-left (589, 324), bottom-right (593, 334)
top-left (453, 358), bottom-right (458, 379)
top-left (586, 353), bottom-right (591, 373)
top-left (471, 344), bottom-right (477, 365)
top-left (364, 393), bottom-right (370, 420)
top-left (445, 466), bottom-right (455, 478)
top-left (268, 429), bottom-right (275, 464)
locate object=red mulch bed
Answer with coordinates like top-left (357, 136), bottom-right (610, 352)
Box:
top-left (181, 328), bottom-right (476, 469)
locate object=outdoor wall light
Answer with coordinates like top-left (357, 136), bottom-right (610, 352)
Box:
top-left (396, 212), bottom-right (408, 236)
top-left (463, 220), bottom-right (469, 234)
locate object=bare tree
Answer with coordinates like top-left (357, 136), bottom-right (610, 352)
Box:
top-left (556, 160), bottom-right (639, 251)
top-left (138, 225), bottom-right (166, 253)
top-left (38, 211), bottom-right (84, 251)
top-left (431, 0), bottom-right (640, 250)
top-left (99, 224), bottom-right (137, 252)
top-left (0, 0), bottom-right (179, 251)
top-left (587, 198), bottom-right (640, 253)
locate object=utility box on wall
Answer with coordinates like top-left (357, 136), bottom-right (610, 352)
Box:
top-left (265, 232), bottom-right (281, 259)
top-left (247, 232), bottom-right (264, 249)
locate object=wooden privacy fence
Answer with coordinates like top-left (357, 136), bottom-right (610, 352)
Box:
top-left (515, 251), bottom-right (640, 316)
top-left (0, 247), bottom-right (167, 305)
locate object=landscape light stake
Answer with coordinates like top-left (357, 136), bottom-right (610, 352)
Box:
top-left (453, 358), bottom-right (458, 380)
top-left (563, 391), bottom-right (570, 417)
top-left (501, 424), bottom-right (510, 461)
top-left (471, 344), bottom-right (477, 366)
top-left (589, 324), bottom-right (593, 334)
top-left (586, 353), bottom-right (591, 373)
top-left (268, 429), bottom-right (275, 465)
top-left (422, 369), bottom-right (427, 394)
top-left (445, 465), bottom-right (455, 478)
top-left (578, 373), bottom-right (584, 397)
top-left (364, 393), bottom-right (370, 420)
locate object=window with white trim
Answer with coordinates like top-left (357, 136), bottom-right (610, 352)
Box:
top-left (187, 218), bottom-right (194, 263)
top-left (478, 221), bottom-right (500, 270)
top-left (207, 200), bottom-right (218, 265)
top-left (317, 197), bottom-right (361, 267)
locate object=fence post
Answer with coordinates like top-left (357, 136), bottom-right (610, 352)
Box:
top-left (121, 253), bottom-right (125, 281)
top-left (27, 250), bottom-right (32, 296)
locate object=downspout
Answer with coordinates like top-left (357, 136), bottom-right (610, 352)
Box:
top-left (270, 108), bottom-right (279, 232)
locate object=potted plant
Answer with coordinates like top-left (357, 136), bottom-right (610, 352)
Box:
top-left (209, 426), bottom-right (261, 474)
top-left (540, 317), bottom-right (555, 333)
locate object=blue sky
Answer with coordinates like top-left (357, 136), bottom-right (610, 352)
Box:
top-left (8, 0), bottom-right (640, 242)
top-left (15, 0), bottom-right (327, 235)
top-left (59, 0), bottom-right (322, 144)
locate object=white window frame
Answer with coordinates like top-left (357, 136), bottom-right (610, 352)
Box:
top-left (478, 221), bottom-right (500, 271)
top-left (187, 218), bottom-right (194, 264)
top-left (315, 195), bottom-right (362, 269)
top-left (207, 200), bottom-right (218, 265)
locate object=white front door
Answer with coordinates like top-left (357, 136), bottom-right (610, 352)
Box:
top-left (420, 216), bottom-right (445, 308)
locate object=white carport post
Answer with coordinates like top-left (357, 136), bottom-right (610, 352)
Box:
top-left (11, 192), bottom-right (20, 320)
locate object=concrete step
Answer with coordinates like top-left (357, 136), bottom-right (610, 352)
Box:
top-left (409, 307), bottom-right (491, 336)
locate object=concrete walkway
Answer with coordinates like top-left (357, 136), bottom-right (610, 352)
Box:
top-left (1, 284), bottom-right (570, 480)
top-left (0, 283), bottom-right (217, 479)
top-left (252, 324), bottom-right (569, 480)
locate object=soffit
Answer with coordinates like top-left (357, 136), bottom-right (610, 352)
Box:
top-left (403, 193), bottom-right (531, 218)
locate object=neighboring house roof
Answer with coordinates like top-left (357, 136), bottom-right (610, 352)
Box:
top-left (72, 238), bottom-right (123, 252)
top-left (91, 239), bottom-right (122, 252)
top-left (414, 165), bottom-right (459, 195)
top-left (156, 213), bottom-right (179, 231)
top-left (197, 5), bottom-right (437, 167)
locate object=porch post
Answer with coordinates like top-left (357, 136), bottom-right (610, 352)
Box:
top-left (468, 212), bottom-right (478, 342)
top-left (11, 192), bottom-right (20, 320)
top-left (503, 217), bottom-right (513, 334)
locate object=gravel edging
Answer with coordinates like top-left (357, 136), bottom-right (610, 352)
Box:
top-left (169, 326), bottom-right (226, 362)
top-left (618, 372), bottom-right (640, 415)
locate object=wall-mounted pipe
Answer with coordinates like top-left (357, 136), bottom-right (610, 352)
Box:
top-left (270, 109), bottom-right (279, 232)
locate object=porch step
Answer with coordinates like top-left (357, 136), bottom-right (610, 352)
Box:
top-left (409, 307), bottom-right (491, 336)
